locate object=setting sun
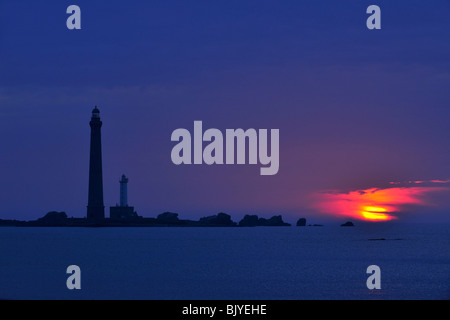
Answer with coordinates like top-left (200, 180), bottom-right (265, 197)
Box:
top-left (360, 206), bottom-right (394, 221)
top-left (311, 185), bottom-right (450, 222)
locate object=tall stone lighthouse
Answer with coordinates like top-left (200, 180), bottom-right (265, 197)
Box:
top-left (87, 106), bottom-right (105, 221)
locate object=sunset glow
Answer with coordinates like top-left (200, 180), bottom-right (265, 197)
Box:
top-left (312, 185), bottom-right (450, 221)
top-left (361, 206), bottom-right (392, 221)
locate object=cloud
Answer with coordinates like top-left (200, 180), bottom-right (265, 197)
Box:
top-left (389, 179), bottom-right (450, 185)
top-left (311, 179), bottom-right (450, 221)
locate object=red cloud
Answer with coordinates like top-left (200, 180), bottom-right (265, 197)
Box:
top-left (311, 182), bottom-right (450, 221)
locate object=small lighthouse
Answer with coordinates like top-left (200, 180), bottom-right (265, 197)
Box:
top-left (119, 174), bottom-right (128, 207)
top-left (110, 174), bottom-right (137, 220)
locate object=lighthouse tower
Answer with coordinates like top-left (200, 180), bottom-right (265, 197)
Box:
top-left (119, 174), bottom-right (128, 207)
top-left (110, 174), bottom-right (137, 220)
top-left (87, 106), bottom-right (105, 222)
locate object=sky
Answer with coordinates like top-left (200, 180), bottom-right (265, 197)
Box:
top-left (1, 0), bottom-right (450, 223)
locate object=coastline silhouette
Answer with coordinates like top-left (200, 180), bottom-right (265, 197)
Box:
top-left (0, 210), bottom-right (355, 228)
top-left (0, 108), bottom-right (354, 228)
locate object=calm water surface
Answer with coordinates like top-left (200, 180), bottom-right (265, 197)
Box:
top-left (0, 224), bottom-right (448, 299)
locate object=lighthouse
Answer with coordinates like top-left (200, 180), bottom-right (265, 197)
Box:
top-left (119, 174), bottom-right (128, 207)
top-left (87, 106), bottom-right (105, 221)
top-left (110, 174), bottom-right (137, 220)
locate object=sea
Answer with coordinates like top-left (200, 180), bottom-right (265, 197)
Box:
top-left (0, 223), bottom-right (448, 300)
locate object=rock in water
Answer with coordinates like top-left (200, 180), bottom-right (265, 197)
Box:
top-left (199, 213), bottom-right (236, 226)
top-left (157, 212), bottom-right (180, 223)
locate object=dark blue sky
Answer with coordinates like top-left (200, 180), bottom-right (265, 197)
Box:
top-left (1, 1), bottom-right (450, 223)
